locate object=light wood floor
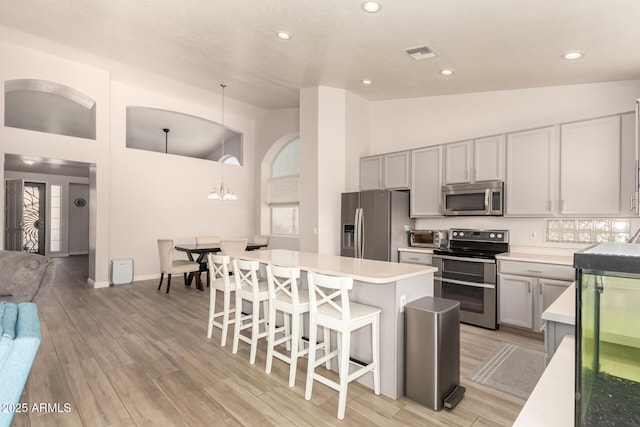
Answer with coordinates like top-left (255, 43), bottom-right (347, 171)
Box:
top-left (13, 255), bottom-right (544, 426)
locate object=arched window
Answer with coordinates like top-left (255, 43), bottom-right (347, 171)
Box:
top-left (269, 138), bottom-right (299, 236)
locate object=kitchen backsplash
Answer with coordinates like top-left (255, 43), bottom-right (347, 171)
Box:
top-left (545, 218), bottom-right (630, 244)
top-left (413, 216), bottom-right (640, 248)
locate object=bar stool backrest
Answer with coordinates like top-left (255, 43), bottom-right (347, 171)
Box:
top-left (307, 271), bottom-right (353, 323)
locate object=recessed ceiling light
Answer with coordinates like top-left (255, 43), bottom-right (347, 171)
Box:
top-left (361, 1), bottom-right (382, 13)
top-left (22, 159), bottom-right (35, 166)
top-left (440, 69), bottom-right (454, 76)
top-left (361, 79), bottom-right (373, 85)
top-left (276, 31), bottom-right (291, 40)
top-left (563, 51), bottom-right (583, 60)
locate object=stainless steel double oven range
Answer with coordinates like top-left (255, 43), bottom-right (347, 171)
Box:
top-left (432, 229), bottom-right (509, 330)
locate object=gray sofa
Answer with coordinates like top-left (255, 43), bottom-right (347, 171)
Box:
top-left (0, 251), bottom-right (56, 303)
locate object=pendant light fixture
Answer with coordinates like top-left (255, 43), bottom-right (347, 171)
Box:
top-left (163, 128), bottom-right (169, 153)
top-left (208, 83), bottom-right (237, 201)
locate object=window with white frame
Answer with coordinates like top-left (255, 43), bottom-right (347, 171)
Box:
top-left (269, 138), bottom-right (299, 235)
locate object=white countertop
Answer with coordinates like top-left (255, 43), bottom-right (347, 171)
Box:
top-left (514, 335), bottom-right (575, 427)
top-left (541, 283), bottom-right (575, 325)
top-left (397, 247), bottom-right (434, 254)
top-left (496, 252), bottom-right (574, 266)
top-left (234, 249), bottom-right (436, 284)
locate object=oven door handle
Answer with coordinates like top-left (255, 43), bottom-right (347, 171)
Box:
top-left (432, 254), bottom-right (496, 264)
top-left (434, 276), bottom-right (496, 289)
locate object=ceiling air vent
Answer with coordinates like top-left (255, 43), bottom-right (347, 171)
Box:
top-left (403, 44), bottom-right (438, 61)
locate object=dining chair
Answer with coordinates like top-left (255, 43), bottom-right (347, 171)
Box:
top-left (220, 239), bottom-right (248, 255)
top-left (265, 264), bottom-right (313, 387)
top-left (253, 234), bottom-right (270, 246)
top-left (305, 271), bottom-right (381, 420)
top-left (232, 257), bottom-right (269, 364)
top-left (196, 235), bottom-right (221, 287)
top-left (196, 235), bottom-right (221, 245)
top-left (206, 253), bottom-right (235, 346)
top-left (157, 239), bottom-right (201, 294)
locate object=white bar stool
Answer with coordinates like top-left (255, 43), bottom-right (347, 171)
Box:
top-left (206, 253), bottom-right (235, 346)
top-left (305, 271), bottom-right (381, 420)
top-left (265, 264), bottom-right (310, 387)
top-left (232, 258), bottom-right (269, 364)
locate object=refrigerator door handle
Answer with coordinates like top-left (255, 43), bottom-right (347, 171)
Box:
top-left (359, 207), bottom-right (365, 259)
top-left (354, 209), bottom-right (360, 258)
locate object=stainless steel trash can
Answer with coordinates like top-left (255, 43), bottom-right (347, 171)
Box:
top-left (405, 296), bottom-right (465, 411)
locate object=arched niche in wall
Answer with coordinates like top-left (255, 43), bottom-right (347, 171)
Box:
top-left (126, 106), bottom-right (243, 165)
top-left (4, 79), bottom-right (97, 140)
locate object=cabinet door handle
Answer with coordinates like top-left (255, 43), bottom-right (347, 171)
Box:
top-left (527, 282), bottom-right (531, 293)
top-left (527, 269), bottom-right (543, 274)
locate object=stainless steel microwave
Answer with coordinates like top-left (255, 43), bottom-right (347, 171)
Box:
top-left (441, 180), bottom-right (504, 216)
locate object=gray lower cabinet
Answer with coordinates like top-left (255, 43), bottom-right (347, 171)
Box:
top-left (498, 260), bottom-right (573, 332)
top-left (399, 251), bottom-right (432, 266)
top-left (544, 319), bottom-right (574, 365)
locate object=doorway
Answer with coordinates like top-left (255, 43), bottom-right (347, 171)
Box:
top-left (4, 179), bottom-right (46, 254)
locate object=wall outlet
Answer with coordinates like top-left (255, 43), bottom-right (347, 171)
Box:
top-left (400, 295), bottom-right (407, 313)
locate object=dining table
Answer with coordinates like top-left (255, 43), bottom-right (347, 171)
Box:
top-left (174, 242), bottom-right (267, 290)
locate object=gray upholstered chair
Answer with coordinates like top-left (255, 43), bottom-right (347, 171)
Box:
top-left (220, 239), bottom-right (248, 255)
top-left (196, 235), bottom-right (221, 245)
top-left (157, 239), bottom-right (201, 294)
top-left (253, 234), bottom-right (270, 246)
top-left (196, 235), bottom-right (221, 286)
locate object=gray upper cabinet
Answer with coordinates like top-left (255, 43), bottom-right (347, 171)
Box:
top-left (619, 112), bottom-right (637, 215)
top-left (444, 140), bottom-right (473, 184)
top-left (360, 151), bottom-right (410, 190)
top-left (506, 126), bottom-right (558, 216)
top-left (559, 116), bottom-right (621, 215)
top-left (411, 146), bottom-right (443, 217)
top-left (360, 156), bottom-right (383, 190)
top-left (444, 136), bottom-right (504, 184)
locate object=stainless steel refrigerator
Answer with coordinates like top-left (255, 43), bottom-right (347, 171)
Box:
top-left (341, 190), bottom-right (411, 262)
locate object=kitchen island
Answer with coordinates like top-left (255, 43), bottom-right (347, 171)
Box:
top-left (233, 249), bottom-right (437, 399)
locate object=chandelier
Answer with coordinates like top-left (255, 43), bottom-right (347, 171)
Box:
top-left (208, 83), bottom-right (237, 201)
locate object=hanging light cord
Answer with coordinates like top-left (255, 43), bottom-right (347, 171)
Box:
top-left (163, 128), bottom-right (169, 154)
top-left (220, 84), bottom-right (226, 189)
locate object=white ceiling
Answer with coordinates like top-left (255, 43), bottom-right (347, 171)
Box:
top-left (1, 0), bottom-right (639, 109)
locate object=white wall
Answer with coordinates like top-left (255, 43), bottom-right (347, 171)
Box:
top-left (1, 41), bottom-right (266, 284)
top-left (345, 92), bottom-right (370, 193)
top-left (109, 81), bottom-right (259, 277)
top-left (369, 80), bottom-right (640, 156)
top-left (0, 41), bottom-right (111, 284)
top-left (254, 107), bottom-right (300, 250)
top-left (69, 183), bottom-right (89, 254)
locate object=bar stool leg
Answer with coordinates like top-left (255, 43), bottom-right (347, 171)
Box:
top-left (305, 323), bottom-right (318, 401)
top-left (207, 289), bottom-right (217, 339)
top-left (289, 312), bottom-right (300, 387)
top-left (337, 329), bottom-right (351, 420)
top-left (221, 289), bottom-right (232, 346)
top-left (372, 316), bottom-right (381, 395)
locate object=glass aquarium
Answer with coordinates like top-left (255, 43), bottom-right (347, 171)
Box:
top-left (574, 243), bottom-right (640, 426)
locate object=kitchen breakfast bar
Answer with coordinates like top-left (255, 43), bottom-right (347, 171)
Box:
top-left (233, 249), bottom-right (437, 399)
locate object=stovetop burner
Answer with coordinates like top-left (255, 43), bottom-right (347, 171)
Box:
top-left (433, 248), bottom-right (507, 260)
top-left (435, 228), bottom-right (510, 259)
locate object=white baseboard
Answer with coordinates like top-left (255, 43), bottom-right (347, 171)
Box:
top-left (87, 278), bottom-right (110, 288)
